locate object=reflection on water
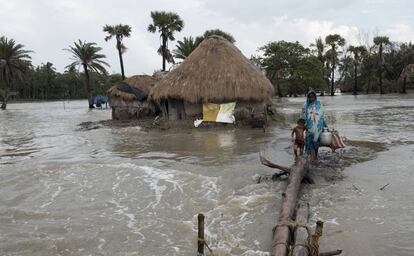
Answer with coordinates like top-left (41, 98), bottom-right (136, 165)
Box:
top-left (0, 95), bottom-right (414, 255)
top-left (110, 128), bottom-right (269, 166)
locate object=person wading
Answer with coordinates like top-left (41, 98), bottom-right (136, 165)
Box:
top-left (301, 89), bottom-right (327, 161)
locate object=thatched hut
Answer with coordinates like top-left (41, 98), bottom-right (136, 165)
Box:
top-left (149, 35), bottom-right (274, 125)
top-left (107, 75), bottom-right (159, 120)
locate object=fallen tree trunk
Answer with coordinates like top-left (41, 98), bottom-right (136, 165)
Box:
top-left (292, 203), bottom-right (310, 256)
top-left (260, 151), bottom-right (314, 184)
top-left (259, 151), bottom-right (291, 173)
top-left (271, 156), bottom-right (308, 256)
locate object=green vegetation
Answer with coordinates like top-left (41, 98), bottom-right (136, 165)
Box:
top-left (202, 29), bottom-right (235, 43)
top-left (173, 36), bottom-right (199, 60)
top-left (64, 40), bottom-right (109, 108)
top-left (348, 45), bottom-right (367, 95)
top-left (373, 36), bottom-right (391, 94)
top-left (148, 11), bottom-right (184, 71)
top-left (254, 34), bottom-right (414, 97)
top-left (325, 34), bottom-right (346, 96)
top-left (0, 36), bottom-right (32, 109)
top-left (256, 41), bottom-right (325, 97)
top-left (103, 24), bottom-right (132, 80)
top-left (2, 10), bottom-right (414, 107)
top-left (173, 29), bottom-right (235, 60)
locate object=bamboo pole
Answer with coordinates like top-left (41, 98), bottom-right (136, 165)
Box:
top-left (271, 156), bottom-right (308, 256)
top-left (292, 203), bottom-right (310, 256)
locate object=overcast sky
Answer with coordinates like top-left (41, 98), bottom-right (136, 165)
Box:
top-left (1, 0), bottom-right (413, 75)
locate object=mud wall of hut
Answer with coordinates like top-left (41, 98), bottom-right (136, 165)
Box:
top-left (110, 98), bottom-right (157, 120)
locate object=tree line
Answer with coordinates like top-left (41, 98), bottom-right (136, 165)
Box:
top-left (2, 10), bottom-right (414, 109)
top-left (253, 34), bottom-right (414, 97)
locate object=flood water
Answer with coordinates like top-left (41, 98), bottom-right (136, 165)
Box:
top-left (0, 95), bottom-right (413, 256)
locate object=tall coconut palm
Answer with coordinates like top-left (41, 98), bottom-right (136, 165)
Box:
top-left (0, 36), bottom-right (32, 109)
top-left (103, 24), bottom-right (131, 80)
top-left (64, 40), bottom-right (109, 108)
top-left (348, 45), bottom-right (367, 95)
top-left (148, 11), bottom-right (184, 71)
top-left (310, 37), bottom-right (328, 94)
top-left (325, 34), bottom-right (345, 96)
top-left (373, 36), bottom-right (390, 94)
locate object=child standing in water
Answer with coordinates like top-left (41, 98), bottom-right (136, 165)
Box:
top-left (291, 118), bottom-right (306, 157)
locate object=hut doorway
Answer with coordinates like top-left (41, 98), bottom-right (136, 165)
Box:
top-left (167, 99), bottom-right (186, 120)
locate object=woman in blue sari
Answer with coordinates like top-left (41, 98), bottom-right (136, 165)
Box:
top-left (301, 90), bottom-right (327, 161)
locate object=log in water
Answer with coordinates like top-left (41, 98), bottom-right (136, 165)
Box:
top-left (271, 156), bottom-right (308, 256)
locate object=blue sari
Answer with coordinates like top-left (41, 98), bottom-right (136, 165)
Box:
top-left (301, 90), bottom-right (326, 155)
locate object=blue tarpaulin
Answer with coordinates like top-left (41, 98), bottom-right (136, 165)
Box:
top-left (92, 95), bottom-right (108, 107)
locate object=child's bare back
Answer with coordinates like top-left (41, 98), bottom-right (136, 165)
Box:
top-left (291, 119), bottom-right (306, 157)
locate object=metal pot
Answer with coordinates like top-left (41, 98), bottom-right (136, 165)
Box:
top-left (320, 128), bottom-right (332, 146)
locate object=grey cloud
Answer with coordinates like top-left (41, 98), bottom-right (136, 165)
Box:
top-left (1, 0), bottom-right (413, 75)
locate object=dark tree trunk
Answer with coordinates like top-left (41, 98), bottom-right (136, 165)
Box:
top-left (273, 72), bottom-right (283, 98)
top-left (320, 63), bottom-right (326, 96)
top-left (83, 63), bottom-right (93, 108)
top-left (117, 41), bottom-right (126, 80)
top-left (331, 45), bottom-right (335, 96)
top-left (1, 78), bottom-right (10, 110)
top-left (276, 84), bottom-right (283, 98)
top-left (402, 76), bottom-right (407, 94)
top-left (353, 62), bottom-right (358, 95)
top-left (162, 35), bottom-right (167, 71)
top-left (1, 90), bottom-right (7, 110)
top-left (379, 44), bottom-right (384, 94)
top-left (366, 70), bottom-right (371, 94)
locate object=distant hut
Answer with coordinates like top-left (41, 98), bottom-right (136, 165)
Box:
top-left (149, 35), bottom-right (274, 125)
top-left (107, 75), bottom-right (159, 120)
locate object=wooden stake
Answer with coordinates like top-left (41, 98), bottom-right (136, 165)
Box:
top-left (309, 221), bottom-right (324, 256)
top-left (198, 213), bottom-right (205, 255)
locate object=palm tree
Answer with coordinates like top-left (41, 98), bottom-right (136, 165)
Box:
top-left (148, 11), bottom-right (184, 71)
top-left (0, 36), bottom-right (32, 109)
top-left (373, 36), bottom-right (390, 94)
top-left (103, 24), bottom-right (131, 80)
top-left (310, 37), bottom-right (327, 94)
top-left (203, 29), bottom-right (235, 43)
top-left (173, 29), bottom-right (235, 61)
top-left (348, 45), bottom-right (367, 95)
top-left (173, 36), bottom-right (199, 60)
top-left (325, 34), bottom-right (346, 96)
top-left (64, 40), bottom-right (109, 108)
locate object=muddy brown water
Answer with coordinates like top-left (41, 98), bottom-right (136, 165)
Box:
top-left (0, 94), bottom-right (413, 256)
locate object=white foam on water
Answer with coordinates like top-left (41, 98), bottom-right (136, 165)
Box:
top-left (108, 199), bottom-right (145, 241)
top-left (40, 184), bottom-right (63, 208)
top-left (140, 166), bottom-right (180, 208)
top-left (195, 183), bottom-right (276, 255)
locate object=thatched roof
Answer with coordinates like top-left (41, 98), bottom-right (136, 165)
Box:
top-left (149, 36), bottom-right (274, 103)
top-left (107, 75), bottom-right (159, 101)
